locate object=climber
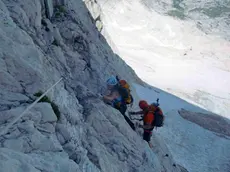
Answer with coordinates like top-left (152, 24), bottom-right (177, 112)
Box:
top-left (116, 75), bottom-right (133, 106)
top-left (129, 100), bottom-right (164, 148)
top-left (103, 76), bottom-right (135, 130)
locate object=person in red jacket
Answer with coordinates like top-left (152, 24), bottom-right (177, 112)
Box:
top-left (129, 100), bottom-right (155, 148)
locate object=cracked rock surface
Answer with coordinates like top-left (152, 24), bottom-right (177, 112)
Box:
top-left (0, 0), bottom-right (182, 171)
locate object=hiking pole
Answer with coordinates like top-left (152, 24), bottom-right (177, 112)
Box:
top-left (0, 78), bottom-right (63, 136)
top-left (156, 98), bottom-right (159, 106)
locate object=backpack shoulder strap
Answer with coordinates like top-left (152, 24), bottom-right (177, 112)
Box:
top-left (118, 86), bottom-right (128, 99)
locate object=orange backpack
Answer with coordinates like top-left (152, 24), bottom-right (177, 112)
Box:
top-left (144, 100), bottom-right (164, 127)
top-left (119, 80), bottom-right (133, 104)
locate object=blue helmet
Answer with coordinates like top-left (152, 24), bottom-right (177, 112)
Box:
top-left (106, 76), bottom-right (118, 86)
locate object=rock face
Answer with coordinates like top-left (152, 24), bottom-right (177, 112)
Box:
top-left (84, 0), bottom-right (103, 31)
top-left (0, 0), bottom-right (181, 171)
top-left (44, 0), bottom-right (54, 19)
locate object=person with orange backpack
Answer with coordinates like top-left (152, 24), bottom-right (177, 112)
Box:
top-left (116, 76), bottom-right (133, 106)
top-left (129, 99), bottom-right (164, 148)
top-left (103, 76), bottom-right (135, 130)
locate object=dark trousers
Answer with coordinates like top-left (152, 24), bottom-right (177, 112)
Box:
top-left (143, 130), bottom-right (152, 142)
top-left (117, 104), bottom-right (135, 131)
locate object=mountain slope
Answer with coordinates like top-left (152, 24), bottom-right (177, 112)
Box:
top-left (84, 0), bottom-right (230, 171)
top-left (0, 0), bottom-right (184, 171)
top-left (92, 0), bottom-right (230, 118)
